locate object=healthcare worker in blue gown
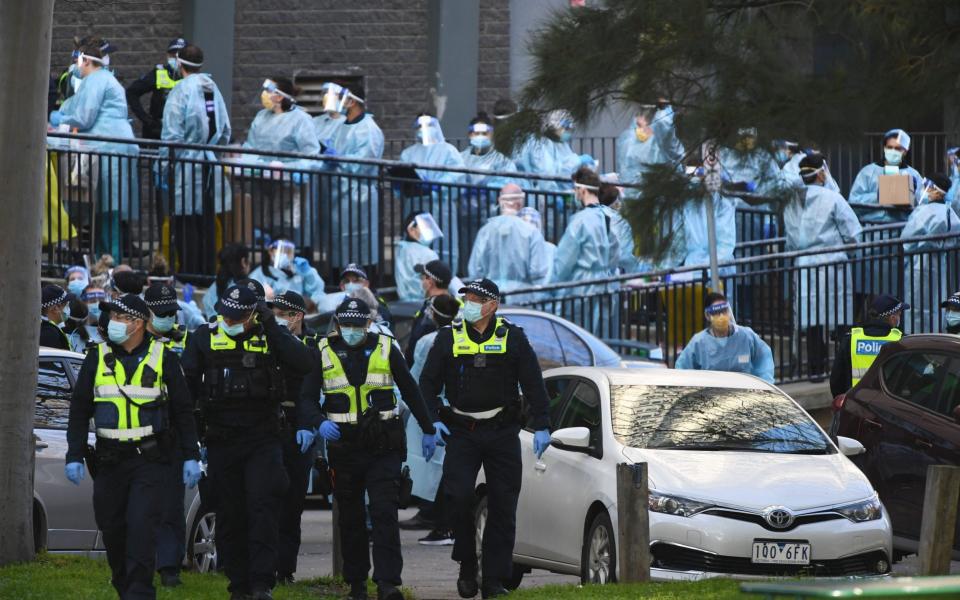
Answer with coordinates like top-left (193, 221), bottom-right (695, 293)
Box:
top-left (946, 147), bottom-right (960, 215)
top-left (394, 213), bottom-right (464, 302)
top-left (514, 110), bottom-right (593, 193)
top-left (399, 115), bottom-right (466, 270)
top-left (676, 292), bottom-right (775, 383)
top-left (784, 154), bottom-right (862, 380)
top-left (468, 184), bottom-right (550, 304)
top-left (50, 44), bottom-right (139, 259)
top-left (322, 84), bottom-right (384, 271)
top-left (774, 140), bottom-right (840, 193)
top-left (552, 167), bottom-right (620, 339)
top-left (248, 239), bottom-right (329, 310)
top-left (848, 128), bottom-right (924, 224)
top-left (616, 101), bottom-right (685, 195)
top-left (901, 174), bottom-right (960, 333)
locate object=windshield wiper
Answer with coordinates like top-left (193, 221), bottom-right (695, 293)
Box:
top-left (650, 443), bottom-right (772, 452)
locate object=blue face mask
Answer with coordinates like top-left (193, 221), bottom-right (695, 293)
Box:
top-left (946, 312), bottom-right (960, 327)
top-left (87, 303), bottom-right (101, 320)
top-left (462, 301), bottom-right (484, 324)
top-left (275, 317), bottom-right (289, 329)
top-left (470, 136), bottom-right (492, 150)
top-left (344, 282), bottom-right (363, 293)
top-left (220, 320), bottom-right (246, 337)
top-left (884, 148), bottom-right (903, 166)
top-left (167, 57), bottom-right (178, 72)
top-left (775, 150), bottom-right (789, 165)
top-left (151, 315), bottom-right (176, 333)
top-left (67, 279), bottom-right (88, 297)
top-left (340, 326), bottom-right (366, 346)
top-left (559, 131), bottom-right (573, 143)
top-left (275, 253), bottom-right (292, 270)
top-left (107, 320), bottom-right (131, 344)
top-left (69, 63), bottom-right (80, 77)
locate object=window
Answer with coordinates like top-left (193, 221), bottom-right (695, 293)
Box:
top-left (544, 377), bottom-right (573, 427)
top-left (508, 314), bottom-right (565, 370)
top-left (553, 322), bottom-right (593, 366)
top-left (36, 360), bottom-right (72, 429)
top-left (881, 352), bottom-right (949, 413)
top-left (556, 381), bottom-right (603, 455)
top-left (933, 359), bottom-right (960, 420)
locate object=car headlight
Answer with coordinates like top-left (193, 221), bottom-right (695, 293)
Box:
top-left (648, 491), bottom-right (714, 517)
top-left (833, 496), bottom-right (883, 522)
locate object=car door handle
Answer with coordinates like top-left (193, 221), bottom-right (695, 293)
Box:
top-left (915, 438), bottom-right (933, 449)
top-left (534, 461), bottom-right (547, 472)
top-left (34, 441), bottom-right (49, 450)
top-left (864, 418), bottom-right (883, 429)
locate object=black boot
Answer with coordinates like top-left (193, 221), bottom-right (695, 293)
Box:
top-left (457, 562), bottom-right (479, 598)
top-left (159, 567), bottom-right (182, 587)
top-left (481, 579), bottom-right (509, 599)
top-left (377, 584), bottom-right (404, 600)
top-left (348, 581), bottom-right (369, 600)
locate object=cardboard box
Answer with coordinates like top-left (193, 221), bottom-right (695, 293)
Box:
top-left (878, 174), bottom-right (914, 207)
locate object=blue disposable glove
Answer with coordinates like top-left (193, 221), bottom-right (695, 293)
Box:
top-left (199, 446), bottom-right (208, 463)
top-left (422, 433), bottom-right (438, 461)
top-left (296, 429), bottom-right (316, 454)
top-left (64, 462), bottom-right (85, 485)
top-left (50, 110), bottom-right (63, 128)
top-left (183, 283), bottom-right (194, 304)
top-left (433, 421), bottom-right (450, 446)
top-left (323, 144), bottom-right (338, 157)
top-left (745, 180), bottom-right (757, 193)
top-left (579, 154), bottom-right (595, 168)
top-left (293, 256), bottom-right (311, 275)
top-left (533, 429), bottom-right (551, 459)
top-left (319, 420), bottom-right (341, 442)
top-left (183, 460), bottom-right (202, 489)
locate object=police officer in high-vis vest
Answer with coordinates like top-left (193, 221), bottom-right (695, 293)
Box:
top-left (65, 294), bottom-right (201, 600)
top-left (831, 294), bottom-right (909, 397)
top-left (126, 38), bottom-right (186, 140)
top-left (300, 298), bottom-right (439, 600)
top-left (181, 285), bottom-right (313, 600)
top-left (269, 290), bottom-right (320, 584)
top-left (418, 279), bottom-right (552, 600)
top-left (142, 282), bottom-right (190, 587)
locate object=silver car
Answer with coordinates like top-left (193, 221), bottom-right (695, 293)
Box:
top-left (35, 347), bottom-right (217, 571)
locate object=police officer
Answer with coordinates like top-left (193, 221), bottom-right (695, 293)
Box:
top-left (830, 294), bottom-right (909, 397)
top-left (300, 298), bottom-right (439, 600)
top-left (64, 294), bottom-right (201, 600)
top-left (405, 259), bottom-right (457, 366)
top-left (418, 279), bottom-right (551, 599)
top-left (269, 291), bottom-right (319, 584)
top-left (40, 284), bottom-right (71, 350)
top-left (126, 38), bottom-right (186, 140)
top-left (142, 282), bottom-right (189, 587)
top-left (181, 285), bottom-right (313, 600)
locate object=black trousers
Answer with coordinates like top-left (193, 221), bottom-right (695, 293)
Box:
top-left (277, 427), bottom-right (315, 577)
top-left (207, 436), bottom-right (289, 595)
top-left (328, 444), bottom-right (403, 586)
top-left (444, 423), bottom-right (522, 583)
top-left (93, 455), bottom-right (165, 600)
top-left (154, 447), bottom-right (185, 573)
top-left (171, 214), bottom-right (216, 275)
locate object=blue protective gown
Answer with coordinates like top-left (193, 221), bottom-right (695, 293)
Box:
top-left (324, 112), bottom-right (385, 267)
top-left (393, 240), bottom-right (464, 302)
top-left (901, 200), bottom-right (960, 332)
top-left (552, 204), bottom-right (620, 338)
top-left (177, 299), bottom-right (207, 331)
top-left (161, 73), bottom-right (232, 215)
top-left (781, 152), bottom-right (840, 194)
top-left (848, 162), bottom-right (923, 223)
top-left (718, 146), bottom-right (783, 240)
top-left (460, 146), bottom-right (520, 189)
top-left (467, 215), bottom-right (550, 303)
top-left (682, 194), bottom-right (737, 269)
top-left (784, 184), bottom-right (863, 329)
top-left (249, 263), bottom-right (327, 308)
top-left (675, 325), bottom-right (775, 383)
top-left (242, 107), bottom-right (321, 169)
top-left (616, 106), bottom-right (685, 194)
top-left (514, 137), bottom-right (581, 192)
top-left (201, 278), bottom-right (235, 319)
top-left (313, 113), bottom-right (344, 149)
top-left (405, 330), bottom-right (445, 501)
top-left (601, 205), bottom-right (639, 274)
top-left (57, 68), bottom-right (140, 257)
top-left (399, 122), bottom-right (466, 269)
top-left (946, 167), bottom-right (960, 215)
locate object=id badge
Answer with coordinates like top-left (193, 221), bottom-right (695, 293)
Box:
top-left (474, 354), bottom-right (487, 368)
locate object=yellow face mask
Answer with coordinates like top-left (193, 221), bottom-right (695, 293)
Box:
top-left (635, 127), bottom-right (651, 143)
top-left (260, 90), bottom-right (275, 111)
top-left (710, 313), bottom-right (731, 334)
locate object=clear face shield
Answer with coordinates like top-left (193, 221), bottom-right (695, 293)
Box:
top-left (705, 301), bottom-right (735, 334)
top-left (270, 239), bottom-right (296, 270)
top-left (468, 122), bottom-right (493, 150)
top-left (922, 178), bottom-right (947, 202)
top-left (321, 83), bottom-right (350, 116)
top-left (412, 213), bottom-right (443, 244)
top-left (546, 110), bottom-right (574, 142)
top-left (498, 190), bottom-right (525, 215)
top-left (261, 79), bottom-right (294, 110)
top-left (416, 115), bottom-right (440, 146)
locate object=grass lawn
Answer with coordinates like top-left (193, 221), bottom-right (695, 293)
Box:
top-left (508, 579), bottom-right (752, 599)
top-left (0, 553), bottom-right (394, 600)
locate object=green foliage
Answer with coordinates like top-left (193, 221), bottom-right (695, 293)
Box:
top-left (508, 579), bottom-right (749, 599)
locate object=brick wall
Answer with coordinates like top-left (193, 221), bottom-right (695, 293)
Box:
top-left (477, 0), bottom-right (511, 117)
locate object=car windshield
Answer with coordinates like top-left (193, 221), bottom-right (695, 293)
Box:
top-left (611, 385), bottom-right (833, 454)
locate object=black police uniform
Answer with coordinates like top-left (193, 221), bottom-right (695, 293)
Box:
top-left (299, 328), bottom-right (436, 594)
top-left (67, 328), bottom-right (199, 600)
top-left (40, 317), bottom-right (71, 350)
top-left (276, 325), bottom-right (321, 581)
top-left (126, 63), bottom-right (179, 140)
top-left (418, 312), bottom-right (550, 592)
top-left (181, 305), bottom-right (312, 598)
top-left (405, 297), bottom-right (438, 367)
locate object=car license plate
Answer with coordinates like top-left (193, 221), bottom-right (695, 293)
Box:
top-left (751, 540), bottom-right (810, 565)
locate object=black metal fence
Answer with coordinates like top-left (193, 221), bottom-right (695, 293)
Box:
top-left (502, 230), bottom-right (960, 385)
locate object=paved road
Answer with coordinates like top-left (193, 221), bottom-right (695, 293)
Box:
top-left (293, 505), bottom-right (577, 600)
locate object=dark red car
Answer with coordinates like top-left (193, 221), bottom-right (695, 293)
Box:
top-left (832, 334), bottom-right (960, 558)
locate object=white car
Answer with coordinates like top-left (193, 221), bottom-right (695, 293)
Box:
top-left (475, 367), bottom-right (892, 586)
top-left (35, 347), bottom-right (216, 572)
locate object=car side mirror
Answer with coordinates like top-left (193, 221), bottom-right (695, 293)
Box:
top-left (837, 436), bottom-right (866, 457)
top-left (550, 427), bottom-right (591, 451)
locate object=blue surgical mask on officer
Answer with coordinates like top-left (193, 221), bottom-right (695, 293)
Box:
top-left (220, 319), bottom-right (246, 337)
top-left (167, 57), bottom-right (178, 71)
top-left (107, 320), bottom-right (131, 344)
top-left (275, 317), bottom-right (289, 329)
top-left (151, 314), bottom-right (176, 333)
top-left (340, 326), bottom-right (366, 346)
top-left (947, 312), bottom-right (960, 327)
top-left (344, 282), bottom-right (363, 293)
top-left (462, 301), bottom-right (484, 324)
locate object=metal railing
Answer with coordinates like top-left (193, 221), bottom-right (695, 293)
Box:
top-left (502, 230), bottom-right (960, 385)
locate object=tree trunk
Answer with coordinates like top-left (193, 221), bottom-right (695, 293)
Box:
top-left (0, 0), bottom-right (54, 566)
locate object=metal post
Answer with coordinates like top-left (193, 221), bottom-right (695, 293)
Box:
top-left (616, 462), bottom-right (650, 582)
top-left (705, 193), bottom-right (721, 292)
top-left (918, 465), bottom-right (960, 575)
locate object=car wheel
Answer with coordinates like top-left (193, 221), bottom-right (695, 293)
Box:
top-left (474, 494), bottom-right (527, 590)
top-left (189, 508), bottom-right (217, 573)
top-left (581, 511), bottom-right (616, 585)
